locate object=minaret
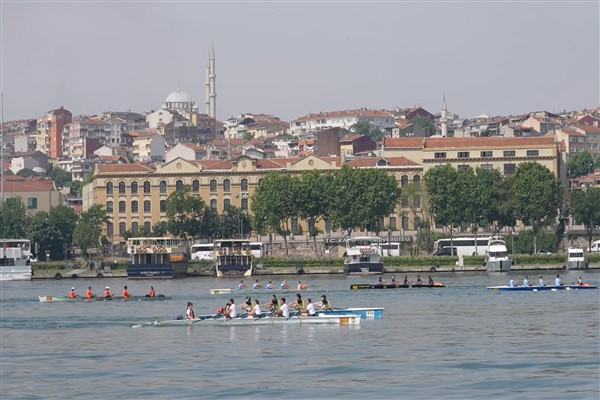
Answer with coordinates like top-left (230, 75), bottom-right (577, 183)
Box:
top-left (441, 94), bottom-right (448, 137)
top-left (208, 44), bottom-right (216, 119)
top-left (205, 55), bottom-right (211, 115)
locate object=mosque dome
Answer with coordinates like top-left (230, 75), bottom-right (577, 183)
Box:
top-left (164, 88), bottom-right (193, 104)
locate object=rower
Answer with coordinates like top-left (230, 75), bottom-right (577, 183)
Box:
top-left (297, 280), bottom-right (308, 290)
top-left (148, 286), bottom-right (155, 297)
top-left (555, 274), bottom-right (562, 287)
top-left (238, 280), bottom-right (247, 290)
top-left (85, 286), bottom-right (94, 299)
top-left (416, 275), bottom-right (422, 285)
top-left (522, 276), bottom-right (530, 287)
top-left (104, 286), bottom-right (112, 298)
top-left (305, 298), bottom-right (316, 316)
top-left (280, 280), bottom-right (289, 290)
top-left (265, 281), bottom-right (274, 289)
top-left (122, 285), bottom-right (130, 298)
top-left (252, 279), bottom-right (261, 289)
top-left (69, 287), bottom-right (76, 299)
top-left (248, 299), bottom-right (262, 318)
top-left (276, 297), bottom-right (290, 318)
top-left (186, 302), bottom-right (198, 320)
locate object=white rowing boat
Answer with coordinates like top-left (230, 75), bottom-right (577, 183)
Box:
top-left (151, 314), bottom-right (361, 327)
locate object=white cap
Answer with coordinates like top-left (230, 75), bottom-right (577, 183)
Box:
top-left (105, 287), bottom-right (110, 289)
top-left (71, 287), bottom-right (74, 290)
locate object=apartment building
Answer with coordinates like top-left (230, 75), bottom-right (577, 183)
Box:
top-left (290, 109), bottom-right (395, 136)
top-left (34, 107), bottom-right (72, 158)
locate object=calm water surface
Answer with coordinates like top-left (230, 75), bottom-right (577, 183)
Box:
top-left (1, 271), bottom-right (599, 399)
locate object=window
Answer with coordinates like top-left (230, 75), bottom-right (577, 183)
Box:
top-left (144, 200), bottom-right (151, 213)
top-left (192, 179), bottom-right (200, 192)
top-left (131, 181), bottom-right (138, 194)
top-left (241, 197), bottom-right (248, 212)
top-left (210, 179), bottom-right (217, 192)
top-left (159, 180), bottom-right (167, 193)
top-left (526, 150), bottom-right (539, 157)
top-left (291, 217), bottom-right (299, 235)
top-left (503, 150), bottom-right (515, 157)
top-left (131, 200), bottom-right (138, 213)
top-left (106, 201), bottom-right (113, 213)
top-left (160, 200), bottom-right (166, 213)
top-left (223, 179), bottom-right (231, 192)
top-left (389, 216), bottom-right (397, 230)
top-left (402, 215), bottom-right (409, 230)
top-left (458, 152), bottom-right (470, 158)
top-left (401, 196), bottom-right (408, 207)
top-left (119, 222), bottom-right (126, 235)
top-left (400, 175), bottom-right (408, 187)
top-left (160, 221), bottom-right (167, 232)
top-left (458, 165), bottom-right (470, 171)
top-left (257, 178), bottom-right (263, 187)
top-left (106, 182), bottom-right (113, 195)
top-left (413, 175), bottom-right (421, 185)
top-left (434, 152), bottom-right (446, 159)
top-left (107, 222), bottom-right (114, 237)
top-left (143, 181), bottom-right (151, 194)
top-left (241, 178), bottom-right (248, 191)
top-left (119, 201), bottom-right (126, 213)
top-left (175, 180), bottom-right (183, 191)
top-left (414, 217), bottom-right (421, 230)
top-left (414, 195), bottom-right (421, 208)
top-left (27, 198), bottom-right (37, 209)
top-left (325, 218), bottom-right (332, 234)
top-left (210, 199), bottom-right (217, 209)
top-left (480, 151), bottom-right (493, 158)
top-left (481, 164), bottom-right (493, 170)
top-left (118, 181), bottom-right (126, 194)
top-left (224, 198), bottom-right (231, 210)
top-left (144, 221), bottom-right (151, 233)
top-left (504, 163), bottom-right (516, 175)
top-left (132, 222), bottom-right (139, 235)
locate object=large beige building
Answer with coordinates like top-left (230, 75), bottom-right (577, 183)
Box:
top-left (82, 136), bottom-right (566, 244)
top-left (1, 175), bottom-right (61, 214)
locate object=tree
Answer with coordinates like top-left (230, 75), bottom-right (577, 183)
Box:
top-left (411, 115), bottom-right (436, 136)
top-left (17, 168), bottom-right (37, 178)
top-left (27, 211), bottom-right (64, 261)
top-left (242, 132), bottom-right (255, 141)
top-left (0, 197), bottom-right (28, 238)
top-left (297, 170), bottom-right (331, 254)
top-left (570, 187), bottom-right (600, 251)
top-left (49, 205), bottom-right (78, 245)
top-left (567, 151), bottom-right (594, 178)
top-left (46, 165), bottom-right (72, 188)
top-left (218, 206), bottom-right (251, 239)
top-left (510, 162), bottom-right (562, 253)
top-left (165, 185), bottom-right (206, 238)
top-left (351, 121), bottom-right (383, 141)
top-left (73, 204), bottom-right (109, 255)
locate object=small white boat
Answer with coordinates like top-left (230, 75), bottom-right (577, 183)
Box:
top-left (0, 239), bottom-right (33, 281)
top-left (152, 314), bottom-right (361, 327)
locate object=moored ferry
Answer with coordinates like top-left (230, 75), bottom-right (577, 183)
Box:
top-left (0, 239), bottom-right (33, 281)
top-left (126, 237), bottom-right (189, 279)
top-left (213, 239), bottom-right (253, 277)
top-left (485, 236), bottom-right (511, 272)
top-left (343, 236), bottom-right (384, 275)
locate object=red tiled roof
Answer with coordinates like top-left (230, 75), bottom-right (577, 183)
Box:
top-left (96, 164), bottom-right (155, 174)
top-left (576, 125), bottom-right (600, 133)
top-left (384, 136), bottom-right (556, 149)
top-left (346, 157), bottom-right (420, 168)
top-left (0, 176), bottom-right (55, 192)
top-left (292, 109), bottom-right (393, 123)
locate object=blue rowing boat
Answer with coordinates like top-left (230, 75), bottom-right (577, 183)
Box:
top-left (316, 307), bottom-right (384, 319)
top-left (487, 285), bottom-right (597, 292)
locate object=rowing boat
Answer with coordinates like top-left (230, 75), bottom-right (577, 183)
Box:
top-left (210, 288), bottom-right (323, 295)
top-left (38, 295), bottom-right (171, 302)
top-left (487, 285), bottom-right (598, 292)
top-left (350, 283), bottom-right (446, 290)
top-left (316, 307), bottom-right (384, 319)
top-left (151, 314), bottom-right (361, 327)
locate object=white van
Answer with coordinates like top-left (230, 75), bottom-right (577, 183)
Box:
top-left (587, 240), bottom-right (600, 253)
top-left (566, 248), bottom-right (587, 270)
top-left (190, 243), bottom-right (215, 261)
top-left (250, 242), bottom-right (264, 258)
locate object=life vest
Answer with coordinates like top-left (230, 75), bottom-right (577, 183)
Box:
top-left (149, 288), bottom-right (155, 297)
top-left (69, 290), bottom-right (75, 299)
top-left (86, 289), bottom-right (92, 299)
top-left (122, 290), bottom-right (129, 298)
top-left (104, 289), bottom-right (110, 297)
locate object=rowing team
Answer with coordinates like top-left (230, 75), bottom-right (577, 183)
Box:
top-left (238, 279), bottom-right (309, 291)
top-left (184, 293), bottom-right (332, 320)
top-left (377, 275), bottom-right (444, 286)
top-left (508, 275), bottom-right (589, 288)
top-left (68, 285), bottom-right (157, 299)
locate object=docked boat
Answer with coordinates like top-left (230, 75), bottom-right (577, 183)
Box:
top-left (213, 239), bottom-right (253, 277)
top-left (39, 295), bottom-right (171, 302)
top-left (487, 285), bottom-right (598, 292)
top-left (350, 283), bottom-right (446, 290)
top-left (0, 239), bottom-right (33, 281)
top-left (343, 236), bottom-right (384, 275)
top-left (126, 237), bottom-right (189, 279)
top-left (485, 236), bottom-right (511, 272)
top-left (151, 314), bottom-right (361, 327)
top-left (566, 248), bottom-right (588, 270)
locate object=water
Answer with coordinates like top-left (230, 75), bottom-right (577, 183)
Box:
top-left (1, 272), bottom-right (599, 399)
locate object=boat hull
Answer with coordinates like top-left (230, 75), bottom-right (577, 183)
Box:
top-left (127, 263), bottom-right (188, 279)
top-left (487, 285), bottom-right (598, 292)
top-left (343, 262), bottom-right (384, 275)
top-left (215, 264), bottom-right (252, 278)
top-left (153, 314), bottom-right (361, 326)
top-left (0, 266), bottom-right (32, 281)
top-left (316, 307), bottom-right (384, 320)
top-left (350, 283), bottom-right (446, 289)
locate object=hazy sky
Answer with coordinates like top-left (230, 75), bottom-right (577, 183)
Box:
top-left (1, 1), bottom-right (599, 122)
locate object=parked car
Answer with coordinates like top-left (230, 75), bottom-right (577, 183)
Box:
top-left (536, 250), bottom-right (552, 255)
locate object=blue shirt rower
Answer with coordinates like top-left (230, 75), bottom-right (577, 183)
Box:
top-left (522, 276), bottom-right (530, 287)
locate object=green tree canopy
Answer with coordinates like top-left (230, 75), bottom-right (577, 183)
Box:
top-left (27, 211), bottom-right (64, 260)
top-left (165, 185), bottom-right (206, 238)
top-left (569, 187), bottom-right (600, 251)
top-left (351, 120), bottom-right (383, 141)
top-left (411, 115), bottom-right (437, 136)
top-left (567, 151), bottom-right (594, 178)
top-left (0, 197), bottom-right (28, 238)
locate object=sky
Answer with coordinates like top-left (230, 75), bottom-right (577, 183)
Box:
top-left (1, 1), bottom-right (599, 123)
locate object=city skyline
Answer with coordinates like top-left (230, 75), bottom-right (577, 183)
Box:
top-left (1, 1), bottom-right (598, 122)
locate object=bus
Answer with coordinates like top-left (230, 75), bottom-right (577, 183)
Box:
top-left (380, 242), bottom-right (400, 257)
top-left (190, 243), bottom-right (215, 261)
top-left (433, 237), bottom-right (491, 257)
top-left (250, 242), bottom-right (264, 258)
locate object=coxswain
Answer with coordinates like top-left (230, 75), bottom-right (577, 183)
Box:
top-left (122, 285), bottom-right (130, 298)
top-left (104, 286), bottom-right (112, 298)
top-left (69, 287), bottom-right (76, 299)
top-left (149, 286), bottom-right (155, 297)
top-left (186, 302), bottom-right (197, 320)
top-left (577, 276), bottom-right (583, 286)
top-left (85, 286), bottom-right (94, 299)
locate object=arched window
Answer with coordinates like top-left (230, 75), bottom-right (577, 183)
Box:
top-left (224, 198), bottom-right (231, 210)
top-left (223, 179), bottom-right (231, 192)
top-left (106, 201), bottom-right (113, 213)
top-left (159, 200), bottom-right (166, 213)
top-left (210, 179), bottom-right (217, 192)
top-left (132, 222), bottom-right (139, 235)
top-left (106, 221), bottom-right (114, 237)
top-left (159, 180), bottom-right (167, 193)
top-left (400, 175), bottom-right (408, 187)
top-left (210, 199), bottom-right (217, 209)
top-left (131, 181), bottom-right (138, 194)
top-left (257, 178), bottom-right (263, 187)
top-left (241, 178), bottom-right (248, 191)
top-left (402, 215), bottom-right (409, 230)
top-left (144, 221), bottom-right (151, 233)
top-left (389, 216), bottom-right (397, 230)
top-left (143, 181), bottom-right (151, 194)
top-left (118, 181), bottom-right (126, 194)
top-left (106, 182), bottom-right (113, 195)
top-left (144, 200), bottom-right (151, 213)
top-left (175, 180), bottom-right (183, 191)
top-left (131, 200), bottom-right (138, 213)
top-left (118, 221), bottom-right (126, 235)
top-left (241, 197), bottom-right (248, 212)
top-left (192, 179), bottom-right (200, 192)
top-left (119, 201), bottom-right (126, 213)
top-left (413, 175), bottom-right (421, 185)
